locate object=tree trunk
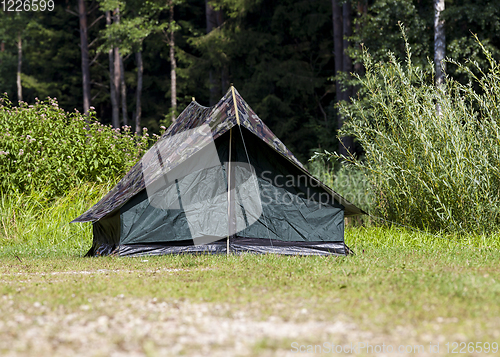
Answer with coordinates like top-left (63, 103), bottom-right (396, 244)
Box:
top-left (16, 32), bottom-right (22, 102)
top-left (206, 0), bottom-right (223, 105)
top-left (354, 2), bottom-right (367, 73)
top-left (106, 11), bottom-right (119, 128)
top-left (113, 7), bottom-right (121, 126)
top-left (342, 1), bottom-right (353, 96)
top-left (217, 12), bottom-right (227, 93)
top-left (120, 55), bottom-right (128, 125)
top-left (434, 0), bottom-right (445, 87)
top-left (113, 47), bottom-right (121, 124)
top-left (332, 0), bottom-right (347, 155)
top-left (339, 1), bottom-right (354, 155)
top-left (169, 2), bottom-right (177, 122)
top-left (135, 51), bottom-right (143, 134)
top-left (332, 0), bottom-right (343, 94)
top-left (342, 1), bottom-right (352, 80)
top-left (78, 0), bottom-right (91, 114)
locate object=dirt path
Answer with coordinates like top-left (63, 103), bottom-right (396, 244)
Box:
top-left (0, 295), bottom-right (452, 357)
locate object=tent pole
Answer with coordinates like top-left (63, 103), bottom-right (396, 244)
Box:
top-left (227, 127), bottom-right (233, 255)
top-left (228, 86), bottom-right (240, 256)
top-left (231, 86), bottom-right (241, 126)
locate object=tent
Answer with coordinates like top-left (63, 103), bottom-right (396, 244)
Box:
top-left (72, 87), bottom-right (363, 256)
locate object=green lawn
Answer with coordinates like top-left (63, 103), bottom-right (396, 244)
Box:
top-left (1, 226), bottom-right (500, 356)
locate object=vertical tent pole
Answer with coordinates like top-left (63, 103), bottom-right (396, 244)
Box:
top-left (227, 128), bottom-right (233, 255)
top-left (227, 86), bottom-right (240, 255)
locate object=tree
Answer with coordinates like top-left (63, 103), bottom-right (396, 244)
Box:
top-left (332, 0), bottom-right (354, 156)
top-left (332, 0), bottom-right (343, 104)
top-left (164, 0), bottom-right (177, 122)
top-left (113, 7), bottom-right (122, 126)
top-left (16, 31), bottom-right (22, 102)
top-left (78, 0), bottom-right (92, 114)
top-left (341, 0), bottom-right (354, 155)
top-left (206, 0), bottom-right (224, 105)
top-left (134, 51), bottom-right (143, 133)
top-left (120, 54), bottom-right (128, 125)
top-left (112, 6), bottom-right (129, 126)
top-left (434, 0), bottom-right (445, 87)
top-left (192, 0), bottom-right (336, 160)
top-left (350, 0), bottom-right (430, 66)
top-left (98, 1), bottom-right (123, 128)
top-left (105, 10), bottom-right (120, 127)
top-left (0, 13), bottom-right (31, 102)
top-left (0, 17), bottom-right (17, 98)
top-left (8, 0), bottom-right (500, 163)
top-left (98, 0), bottom-right (161, 131)
top-left (443, 0), bottom-right (500, 79)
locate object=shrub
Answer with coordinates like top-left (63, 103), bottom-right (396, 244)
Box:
top-left (0, 96), bottom-right (154, 198)
top-left (329, 37), bottom-right (500, 234)
top-left (308, 156), bottom-right (374, 214)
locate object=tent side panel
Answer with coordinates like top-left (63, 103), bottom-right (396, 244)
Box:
top-left (106, 129), bottom-right (347, 254)
top-left (233, 129), bottom-right (346, 243)
top-left (119, 189), bottom-right (192, 245)
top-left (88, 210), bottom-right (120, 256)
top-left (118, 135), bottom-right (231, 245)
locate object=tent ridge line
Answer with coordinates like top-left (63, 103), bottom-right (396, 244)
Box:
top-left (231, 86), bottom-right (241, 126)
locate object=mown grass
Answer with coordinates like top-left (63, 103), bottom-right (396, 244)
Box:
top-left (1, 226), bottom-right (500, 340)
top-left (2, 186), bottom-right (500, 354)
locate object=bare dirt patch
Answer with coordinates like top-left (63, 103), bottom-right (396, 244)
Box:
top-left (0, 296), bottom-right (468, 357)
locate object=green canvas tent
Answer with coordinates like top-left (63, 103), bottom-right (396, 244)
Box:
top-left (72, 87), bottom-right (363, 256)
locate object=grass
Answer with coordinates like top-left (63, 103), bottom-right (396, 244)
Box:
top-left (2, 227), bottom-right (500, 355)
top-left (2, 187), bottom-right (500, 355)
top-left (0, 182), bottom-right (113, 257)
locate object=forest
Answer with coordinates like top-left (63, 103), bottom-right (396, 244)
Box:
top-left (2, 2), bottom-right (500, 354)
top-left (2, 0), bottom-right (500, 234)
top-left (2, 0), bottom-right (499, 163)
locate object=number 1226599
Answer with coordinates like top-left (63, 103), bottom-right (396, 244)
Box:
top-left (2, 0), bottom-right (55, 12)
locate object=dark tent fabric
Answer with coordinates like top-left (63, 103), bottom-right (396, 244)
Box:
top-left (73, 88), bottom-right (363, 257)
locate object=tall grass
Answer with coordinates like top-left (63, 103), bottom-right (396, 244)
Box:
top-left (334, 34), bottom-right (500, 234)
top-left (0, 182), bottom-right (111, 257)
top-left (308, 156), bottom-right (374, 214)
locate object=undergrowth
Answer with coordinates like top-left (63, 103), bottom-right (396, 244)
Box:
top-left (1, 181), bottom-right (499, 258)
top-left (0, 182), bottom-right (112, 257)
top-left (318, 32), bottom-right (500, 234)
top-left (0, 96), bottom-right (158, 198)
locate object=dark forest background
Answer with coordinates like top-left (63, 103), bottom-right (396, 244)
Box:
top-left (1, 0), bottom-right (499, 162)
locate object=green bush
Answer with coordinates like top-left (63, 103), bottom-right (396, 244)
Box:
top-left (308, 156), bottom-right (374, 214)
top-left (332, 37), bottom-right (500, 234)
top-left (0, 96), bottom-right (154, 198)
